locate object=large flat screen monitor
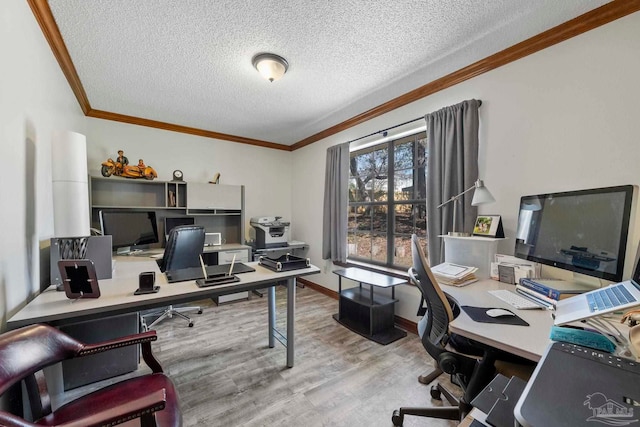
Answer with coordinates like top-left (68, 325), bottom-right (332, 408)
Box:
top-left (99, 210), bottom-right (159, 254)
top-left (514, 185), bottom-right (633, 282)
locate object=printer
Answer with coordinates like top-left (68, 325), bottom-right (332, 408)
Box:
top-left (250, 216), bottom-right (290, 249)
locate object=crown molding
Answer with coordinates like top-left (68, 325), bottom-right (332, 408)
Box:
top-left (28, 0), bottom-right (639, 152)
top-left (27, 0), bottom-right (91, 114)
top-left (27, 0), bottom-right (289, 150)
top-left (87, 109), bottom-right (291, 151)
top-left (290, 0), bottom-right (640, 151)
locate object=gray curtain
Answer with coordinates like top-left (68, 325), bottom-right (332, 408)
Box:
top-left (426, 99), bottom-right (480, 266)
top-left (322, 142), bottom-right (350, 262)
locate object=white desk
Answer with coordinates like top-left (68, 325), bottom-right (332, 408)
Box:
top-left (8, 257), bottom-right (320, 368)
top-left (443, 279), bottom-right (555, 361)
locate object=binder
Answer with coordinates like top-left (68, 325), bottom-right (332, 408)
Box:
top-left (518, 278), bottom-right (591, 301)
top-left (515, 284), bottom-right (557, 307)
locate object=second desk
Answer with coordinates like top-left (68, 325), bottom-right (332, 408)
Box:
top-left (443, 279), bottom-right (555, 361)
top-left (8, 257), bottom-right (320, 368)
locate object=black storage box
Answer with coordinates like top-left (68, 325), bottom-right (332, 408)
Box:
top-left (259, 254), bottom-right (310, 272)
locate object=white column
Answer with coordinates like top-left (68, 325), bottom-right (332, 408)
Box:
top-left (52, 131), bottom-right (90, 237)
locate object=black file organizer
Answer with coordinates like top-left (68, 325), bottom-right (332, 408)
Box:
top-left (258, 254), bottom-right (310, 272)
top-left (196, 273), bottom-right (240, 287)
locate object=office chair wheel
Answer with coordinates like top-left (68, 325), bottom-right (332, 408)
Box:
top-left (391, 409), bottom-right (403, 426)
top-left (197, 309), bottom-right (203, 314)
top-left (430, 385), bottom-right (442, 400)
top-left (188, 322), bottom-right (194, 327)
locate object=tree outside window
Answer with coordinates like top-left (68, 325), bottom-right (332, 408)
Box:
top-left (348, 131), bottom-right (427, 269)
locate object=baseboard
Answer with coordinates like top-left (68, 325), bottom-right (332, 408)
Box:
top-left (301, 279), bottom-right (338, 299)
top-left (394, 315), bottom-right (417, 335)
top-left (300, 277), bottom-right (417, 335)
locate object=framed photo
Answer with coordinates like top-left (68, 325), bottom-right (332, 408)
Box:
top-left (58, 259), bottom-right (101, 299)
top-left (473, 215), bottom-right (504, 238)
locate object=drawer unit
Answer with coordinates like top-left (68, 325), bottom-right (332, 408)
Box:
top-left (218, 249), bottom-right (249, 264)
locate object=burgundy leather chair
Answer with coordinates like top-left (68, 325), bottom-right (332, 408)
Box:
top-left (0, 323), bottom-right (182, 427)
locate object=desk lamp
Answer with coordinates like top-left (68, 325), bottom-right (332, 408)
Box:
top-left (438, 179), bottom-right (495, 236)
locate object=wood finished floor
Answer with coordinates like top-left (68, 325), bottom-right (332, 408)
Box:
top-left (150, 286), bottom-right (460, 427)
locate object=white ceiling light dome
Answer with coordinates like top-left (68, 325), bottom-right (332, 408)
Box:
top-left (252, 53), bottom-right (289, 82)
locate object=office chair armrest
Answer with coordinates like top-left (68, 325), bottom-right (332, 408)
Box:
top-left (408, 267), bottom-right (418, 284)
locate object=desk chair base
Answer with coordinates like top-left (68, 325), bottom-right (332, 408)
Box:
top-left (418, 367), bottom-right (443, 385)
top-left (142, 305), bottom-right (202, 330)
top-left (392, 382), bottom-right (471, 426)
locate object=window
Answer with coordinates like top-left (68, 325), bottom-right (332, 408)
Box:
top-left (348, 131), bottom-right (427, 269)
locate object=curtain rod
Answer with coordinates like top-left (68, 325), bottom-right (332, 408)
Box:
top-left (346, 99), bottom-right (482, 145)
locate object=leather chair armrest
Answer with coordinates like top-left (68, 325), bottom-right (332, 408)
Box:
top-left (0, 411), bottom-right (39, 427)
top-left (78, 330), bottom-right (157, 357)
top-left (78, 329), bottom-right (164, 373)
top-left (55, 389), bottom-right (167, 427)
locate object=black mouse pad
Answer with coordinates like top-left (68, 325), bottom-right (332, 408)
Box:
top-left (461, 306), bottom-right (529, 326)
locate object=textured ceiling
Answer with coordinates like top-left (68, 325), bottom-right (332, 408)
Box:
top-left (47, 0), bottom-right (610, 146)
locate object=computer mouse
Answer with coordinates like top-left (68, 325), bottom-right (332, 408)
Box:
top-left (486, 308), bottom-right (515, 318)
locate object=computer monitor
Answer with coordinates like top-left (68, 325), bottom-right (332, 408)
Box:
top-left (514, 185), bottom-right (633, 283)
top-left (99, 210), bottom-right (159, 254)
top-left (164, 217), bottom-right (195, 239)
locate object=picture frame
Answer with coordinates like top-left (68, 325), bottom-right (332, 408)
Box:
top-left (473, 215), bottom-right (504, 238)
top-left (58, 259), bottom-right (101, 299)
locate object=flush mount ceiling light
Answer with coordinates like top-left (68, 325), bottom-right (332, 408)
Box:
top-left (252, 53), bottom-right (289, 82)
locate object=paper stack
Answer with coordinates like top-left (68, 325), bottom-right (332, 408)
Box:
top-left (431, 262), bottom-right (478, 287)
top-left (490, 254), bottom-right (540, 284)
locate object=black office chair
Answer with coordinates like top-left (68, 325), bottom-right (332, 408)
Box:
top-left (142, 225), bottom-right (205, 329)
top-left (392, 234), bottom-right (510, 426)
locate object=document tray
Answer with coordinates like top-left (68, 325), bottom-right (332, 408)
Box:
top-left (259, 254), bottom-right (310, 272)
top-left (196, 273), bottom-right (240, 287)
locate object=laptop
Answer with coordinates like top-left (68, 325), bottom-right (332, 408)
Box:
top-left (554, 259), bottom-right (640, 325)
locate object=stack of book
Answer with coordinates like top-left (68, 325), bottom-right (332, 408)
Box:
top-left (516, 278), bottom-right (593, 306)
top-left (431, 262), bottom-right (478, 287)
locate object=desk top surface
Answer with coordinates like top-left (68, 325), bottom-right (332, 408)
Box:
top-left (445, 279), bottom-right (555, 362)
top-left (445, 280), bottom-right (629, 362)
top-left (8, 257), bottom-right (319, 329)
top-left (333, 267), bottom-right (407, 288)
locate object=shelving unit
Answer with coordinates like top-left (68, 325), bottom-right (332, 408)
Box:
top-left (187, 182), bottom-right (242, 214)
top-left (90, 176), bottom-right (187, 209)
top-left (89, 176), bottom-right (245, 245)
top-left (332, 268), bottom-right (408, 345)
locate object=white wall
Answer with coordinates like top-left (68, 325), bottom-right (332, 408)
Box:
top-left (84, 119), bottom-right (293, 239)
top-left (292, 12), bottom-right (640, 322)
top-left (0, 0), bottom-right (86, 326)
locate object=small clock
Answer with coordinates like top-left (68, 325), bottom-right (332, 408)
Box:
top-left (172, 170), bottom-right (183, 181)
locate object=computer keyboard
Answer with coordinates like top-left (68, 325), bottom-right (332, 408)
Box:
top-left (587, 284), bottom-right (636, 312)
top-left (488, 289), bottom-right (546, 310)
